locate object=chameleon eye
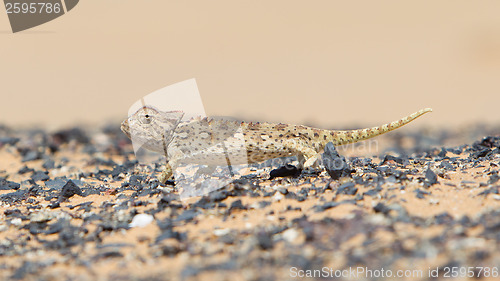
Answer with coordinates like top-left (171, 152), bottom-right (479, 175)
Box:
top-left (142, 114), bottom-right (152, 124)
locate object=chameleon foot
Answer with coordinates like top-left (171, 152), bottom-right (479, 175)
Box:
top-left (159, 163), bottom-right (174, 184)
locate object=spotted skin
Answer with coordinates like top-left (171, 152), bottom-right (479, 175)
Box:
top-left (121, 107), bottom-right (432, 183)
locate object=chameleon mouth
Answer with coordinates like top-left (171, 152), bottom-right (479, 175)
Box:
top-left (120, 120), bottom-right (131, 138)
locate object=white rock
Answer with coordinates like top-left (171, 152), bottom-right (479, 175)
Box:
top-left (10, 218), bottom-right (22, 226)
top-left (129, 214), bottom-right (154, 228)
top-left (429, 198), bottom-right (440, 205)
top-left (282, 228), bottom-right (299, 243)
top-left (272, 192), bottom-right (284, 202)
top-left (213, 228), bottom-right (230, 236)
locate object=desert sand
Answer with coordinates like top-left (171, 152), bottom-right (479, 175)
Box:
top-left (1, 123), bottom-right (500, 280)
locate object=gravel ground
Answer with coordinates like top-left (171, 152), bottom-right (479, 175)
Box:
top-left (1, 124), bottom-right (500, 281)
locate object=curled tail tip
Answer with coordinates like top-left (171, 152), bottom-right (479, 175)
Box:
top-left (423, 108), bottom-right (433, 113)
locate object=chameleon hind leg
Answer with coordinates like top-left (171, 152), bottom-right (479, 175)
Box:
top-left (283, 139), bottom-right (321, 170)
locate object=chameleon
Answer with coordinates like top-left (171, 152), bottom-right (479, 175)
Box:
top-left (121, 106), bottom-right (432, 183)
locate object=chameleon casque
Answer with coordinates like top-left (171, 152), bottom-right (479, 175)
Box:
top-left (121, 106), bottom-right (432, 183)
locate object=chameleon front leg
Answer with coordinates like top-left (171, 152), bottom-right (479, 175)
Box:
top-left (159, 148), bottom-right (183, 184)
top-left (158, 158), bottom-right (180, 184)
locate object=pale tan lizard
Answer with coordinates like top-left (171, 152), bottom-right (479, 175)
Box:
top-left (121, 107), bottom-right (432, 183)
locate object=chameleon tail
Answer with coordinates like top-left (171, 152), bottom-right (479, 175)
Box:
top-left (324, 108), bottom-right (433, 146)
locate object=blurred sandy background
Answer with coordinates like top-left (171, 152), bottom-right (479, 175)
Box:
top-left (0, 1), bottom-right (499, 130)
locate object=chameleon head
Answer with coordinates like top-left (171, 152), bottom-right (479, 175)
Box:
top-left (121, 106), bottom-right (185, 153)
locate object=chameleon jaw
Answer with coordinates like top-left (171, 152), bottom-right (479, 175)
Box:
top-left (120, 119), bottom-right (131, 138)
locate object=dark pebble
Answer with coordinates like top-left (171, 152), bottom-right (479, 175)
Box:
top-left (18, 166), bottom-right (34, 175)
top-left (256, 233), bottom-right (274, 250)
top-left (322, 142), bottom-right (351, 180)
top-left (336, 182), bottom-right (357, 195)
top-left (11, 261), bottom-right (39, 280)
top-left (434, 212), bottom-right (453, 224)
top-left (219, 233), bottom-right (235, 244)
top-left (0, 137), bottom-right (19, 146)
top-left (93, 250), bottom-right (124, 260)
top-left (478, 186), bottom-right (499, 196)
top-left (229, 199), bottom-right (247, 210)
top-left (45, 179), bottom-right (67, 190)
top-left (415, 189), bottom-right (429, 199)
top-left (208, 190), bottom-right (228, 202)
top-left (59, 180), bottom-right (83, 200)
top-left (31, 171), bottom-right (50, 182)
top-left (439, 160), bottom-right (455, 171)
top-left (488, 172), bottom-right (499, 185)
top-left (382, 155), bottom-right (404, 165)
top-left (4, 208), bottom-right (22, 216)
top-left (448, 147), bottom-right (462, 155)
top-left (42, 159), bottom-right (55, 170)
top-left (471, 148), bottom-right (491, 159)
top-left (269, 164), bottom-right (301, 180)
top-left (278, 187), bottom-right (288, 195)
top-left (160, 245), bottom-right (182, 257)
top-left (0, 190), bottom-right (27, 204)
top-left (51, 128), bottom-right (89, 145)
top-left (314, 202), bottom-right (340, 212)
top-left (0, 178), bottom-right (20, 190)
top-left (425, 168), bottom-right (438, 187)
top-left (175, 209), bottom-right (199, 222)
top-left (363, 187), bottom-right (381, 197)
top-left (49, 201), bottom-right (60, 209)
top-left (373, 202), bottom-right (391, 215)
top-left (21, 150), bottom-right (42, 162)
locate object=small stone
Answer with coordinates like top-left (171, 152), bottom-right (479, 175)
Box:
top-left (45, 179), bottom-right (67, 190)
top-left (42, 159), bottom-right (55, 170)
top-left (282, 228), bottom-right (299, 243)
top-left (314, 202), bottom-right (340, 212)
top-left (471, 148), bottom-right (491, 159)
top-left (425, 168), bottom-right (438, 186)
top-left (18, 166), bottom-right (34, 175)
top-left (59, 180), bottom-right (83, 200)
top-left (382, 155), bottom-right (404, 165)
top-left (129, 214), bottom-right (154, 228)
top-left (278, 187), bottom-right (288, 195)
top-left (10, 218), bottom-right (22, 226)
top-left (213, 228), bottom-right (231, 236)
top-left (31, 171), bottom-right (50, 182)
top-left (229, 199), bottom-right (246, 210)
top-left (30, 211), bottom-right (53, 223)
top-left (323, 142), bottom-right (351, 180)
top-left (373, 202), bottom-right (391, 215)
top-left (256, 233), bottom-right (274, 250)
top-left (0, 137), bottom-right (19, 146)
top-left (415, 189), bottom-right (429, 199)
top-left (269, 164), bottom-right (301, 179)
top-left (272, 192), bottom-right (284, 202)
top-left (439, 160), bottom-right (455, 171)
top-left (488, 173), bottom-right (499, 185)
top-left (22, 150), bottom-right (41, 162)
top-left (0, 178), bottom-right (20, 190)
top-left (336, 182), bottom-right (357, 195)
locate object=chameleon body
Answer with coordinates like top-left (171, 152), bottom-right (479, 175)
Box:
top-left (121, 107), bottom-right (432, 183)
